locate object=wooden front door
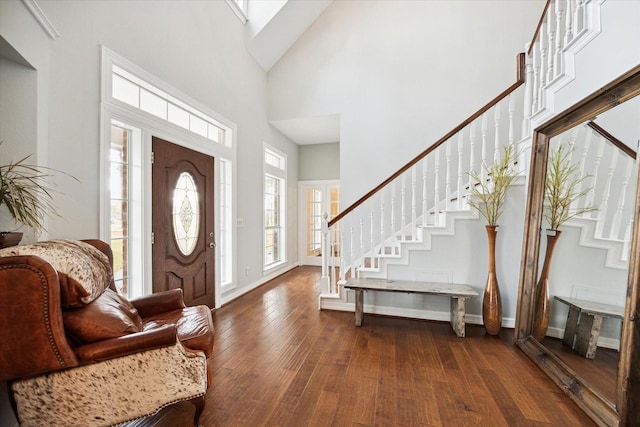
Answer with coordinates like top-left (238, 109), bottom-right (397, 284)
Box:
top-left (152, 137), bottom-right (215, 308)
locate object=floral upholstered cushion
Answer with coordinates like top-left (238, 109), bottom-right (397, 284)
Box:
top-left (0, 239), bottom-right (112, 307)
top-left (63, 288), bottom-right (143, 343)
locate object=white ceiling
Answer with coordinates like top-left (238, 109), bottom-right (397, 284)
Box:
top-left (246, 0), bottom-right (332, 72)
top-left (270, 114), bottom-right (340, 145)
top-left (245, 0), bottom-right (336, 145)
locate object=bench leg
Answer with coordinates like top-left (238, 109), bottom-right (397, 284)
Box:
top-left (450, 297), bottom-right (466, 338)
top-left (563, 306), bottom-right (580, 348)
top-left (574, 313), bottom-right (603, 359)
top-left (354, 289), bottom-right (364, 326)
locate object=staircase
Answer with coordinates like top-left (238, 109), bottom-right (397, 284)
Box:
top-left (319, 0), bottom-right (635, 326)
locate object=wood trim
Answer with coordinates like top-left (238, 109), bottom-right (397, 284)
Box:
top-left (516, 63), bottom-right (640, 427)
top-left (329, 53), bottom-right (526, 228)
top-left (516, 337), bottom-right (619, 427)
top-left (527, 0), bottom-right (552, 55)
top-left (587, 121), bottom-right (636, 160)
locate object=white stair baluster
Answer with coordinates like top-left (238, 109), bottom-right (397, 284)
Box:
top-left (532, 40), bottom-right (541, 112)
top-left (547, 6), bottom-right (556, 83)
top-left (610, 155), bottom-right (633, 240)
top-left (574, 126), bottom-right (592, 214)
top-left (358, 215), bottom-right (364, 275)
top-left (380, 188), bottom-right (385, 252)
top-left (585, 136), bottom-right (605, 213)
top-left (523, 51), bottom-right (533, 138)
top-left (573, 0), bottom-right (584, 38)
top-left (391, 181), bottom-right (396, 237)
top-left (481, 113), bottom-right (488, 183)
top-left (370, 206), bottom-right (375, 263)
top-left (457, 132), bottom-right (464, 210)
top-left (411, 167), bottom-right (417, 239)
top-left (434, 149), bottom-right (440, 226)
top-left (596, 149), bottom-right (618, 238)
top-left (538, 20), bottom-right (548, 110)
top-left (400, 174), bottom-right (407, 240)
top-left (339, 229), bottom-right (345, 285)
top-left (445, 140), bottom-right (452, 211)
top-left (622, 219), bottom-right (633, 262)
top-left (422, 158), bottom-right (428, 225)
top-left (554, 0), bottom-right (564, 79)
top-left (349, 225), bottom-right (355, 279)
top-left (494, 103), bottom-right (501, 163)
top-left (566, 0), bottom-right (575, 45)
top-left (508, 93), bottom-right (515, 147)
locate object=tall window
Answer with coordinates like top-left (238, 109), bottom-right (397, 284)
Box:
top-left (264, 146), bottom-right (286, 269)
top-left (219, 158), bottom-right (233, 286)
top-left (109, 120), bottom-right (143, 297)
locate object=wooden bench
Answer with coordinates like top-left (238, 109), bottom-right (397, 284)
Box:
top-left (554, 296), bottom-right (624, 359)
top-left (344, 278), bottom-right (479, 337)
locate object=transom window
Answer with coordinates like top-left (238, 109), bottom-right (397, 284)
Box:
top-left (112, 65), bottom-right (231, 146)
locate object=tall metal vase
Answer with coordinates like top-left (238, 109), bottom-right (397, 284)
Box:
top-left (532, 229), bottom-right (562, 341)
top-left (483, 225), bottom-right (502, 335)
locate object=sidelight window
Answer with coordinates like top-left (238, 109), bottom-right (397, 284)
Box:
top-left (264, 146), bottom-right (286, 269)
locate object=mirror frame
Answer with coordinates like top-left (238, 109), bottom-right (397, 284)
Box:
top-left (515, 64), bottom-right (640, 427)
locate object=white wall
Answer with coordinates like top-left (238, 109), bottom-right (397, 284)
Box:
top-left (298, 142), bottom-right (339, 181)
top-left (268, 0), bottom-right (546, 206)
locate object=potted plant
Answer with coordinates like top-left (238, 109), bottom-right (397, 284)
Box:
top-left (532, 144), bottom-right (596, 340)
top-left (467, 143), bottom-right (519, 335)
top-left (0, 145), bottom-right (73, 247)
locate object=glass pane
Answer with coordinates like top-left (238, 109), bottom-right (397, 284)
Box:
top-left (111, 238), bottom-right (127, 294)
top-left (110, 199), bottom-right (127, 237)
top-left (208, 124), bottom-right (221, 143)
top-left (110, 162), bottom-right (127, 200)
top-left (172, 172), bottom-right (200, 256)
top-left (112, 74), bottom-right (139, 107)
top-left (110, 126), bottom-right (128, 162)
top-left (168, 103), bottom-right (190, 129)
top-left (140, 88), bottom-right (167, 119)
top-left (190, 115), bottom-right (208, 137)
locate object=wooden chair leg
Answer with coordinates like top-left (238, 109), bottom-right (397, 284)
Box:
top-left (190, 395), bottom-right (206, 427)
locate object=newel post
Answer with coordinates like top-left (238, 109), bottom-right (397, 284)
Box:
top-left (320, 212), bottom-right (331, 296)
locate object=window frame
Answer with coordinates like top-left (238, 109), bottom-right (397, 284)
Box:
top-left (263, 144), bottom-right (287, 271)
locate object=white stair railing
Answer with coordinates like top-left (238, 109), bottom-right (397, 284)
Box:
top-left (320, 0), bottom-right (612, 298)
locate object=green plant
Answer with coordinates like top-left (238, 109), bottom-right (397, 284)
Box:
top-left (544, 144), bottom-right (596, 230)
top-left (467, 144), bottom-right (519, 226)
top-left (0, 145), bottom-right (74, 232)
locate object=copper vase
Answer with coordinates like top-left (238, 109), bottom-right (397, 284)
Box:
top-left (483, 225), bottom-right (502, 335)
top-left (532, 229), bottom-right (562, 341)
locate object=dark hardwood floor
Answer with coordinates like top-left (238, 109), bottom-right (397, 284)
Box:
top-left (126, 266), bottom-right (596, 426)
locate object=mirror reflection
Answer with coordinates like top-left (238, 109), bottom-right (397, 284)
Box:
top-left (534, 96), bottom-right (640, 404)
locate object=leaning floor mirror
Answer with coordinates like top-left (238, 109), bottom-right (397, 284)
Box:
top-left (515, 64), bottom-right (640, 427)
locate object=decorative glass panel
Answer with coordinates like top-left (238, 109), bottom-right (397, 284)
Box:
top-left (172, 172), bottom-right (200, 256)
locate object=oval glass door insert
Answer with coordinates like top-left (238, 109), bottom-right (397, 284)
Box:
top-left (172, 171), bottom-right (200, 256)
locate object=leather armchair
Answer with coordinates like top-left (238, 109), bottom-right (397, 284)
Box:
top-left (0, 239), bottom-right (214, 427)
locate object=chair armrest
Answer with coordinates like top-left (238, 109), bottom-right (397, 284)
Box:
top-left (74, 324), bottom-right (177, 363)
top-left (130, 289), bottom-right (186, 318)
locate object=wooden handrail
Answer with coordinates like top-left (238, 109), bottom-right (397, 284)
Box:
top-left (328, 53), bottom-right (526, 228)
top-left (587, 121), bottom-right (637, 160)
top-left (527, 0), bottom-right (552, 55)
